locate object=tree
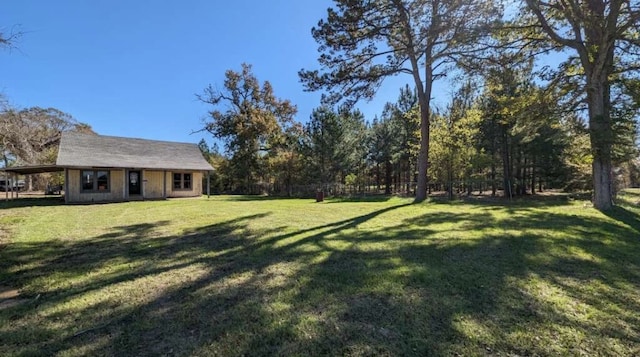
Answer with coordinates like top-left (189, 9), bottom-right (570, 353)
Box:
top-left (368, 106), bottom-right (398, 194)
top-left (267, 122), bottom-right (306, 196)
top-left (389, 85), bottom-right (420, 194)
top-left (429, 82), bottom-right (485, 199)
top-left (303, 106), bottom-right (343, 186)
top-left (523, 0), bottom-right (640, 210)
top-left (562, 114), bottom-right (593, 191)
top-left (475, 56), bottom-right (570, 198)
top-left (477, 60), bottom-right (525, 198)
top-left (198, 139), bottom-right (232, 194)
top-left (0, 106), bottom-right (89, 166)
top-left (198, 63), bottom-right (297, 193)
top-left (0, 25), bottom-right (22, 51)
top-left (300, 0), bottom-right (502, 202)
top-left (0, 105), bottom-right (94, 189)
top-left (365, 88), bottom-right (420, 196)
top-left (303, 106), bottom-right (367, 188)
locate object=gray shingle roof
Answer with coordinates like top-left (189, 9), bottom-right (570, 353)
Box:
top-left (56, 132), bottom-right (214, 171)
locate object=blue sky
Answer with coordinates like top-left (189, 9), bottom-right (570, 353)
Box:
top-left (1, 1), bottom-right (451, 146)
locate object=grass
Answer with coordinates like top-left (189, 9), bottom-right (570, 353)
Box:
top-left (0, 190), bottom-right (639, 356)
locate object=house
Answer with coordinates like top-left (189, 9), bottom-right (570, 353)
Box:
top-left (1, 132), bottom-right (214, 203)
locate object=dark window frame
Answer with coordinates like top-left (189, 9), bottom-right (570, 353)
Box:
top-left (81, 169), bottom-right (111, 193)
top-left (172, 172), bottom-right (193, 191)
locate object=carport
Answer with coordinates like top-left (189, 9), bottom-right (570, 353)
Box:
top-left (0, 165), bottom-right (63, 201)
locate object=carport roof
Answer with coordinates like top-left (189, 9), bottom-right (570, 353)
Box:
top-left (0, 165), bottom-right (63, 175)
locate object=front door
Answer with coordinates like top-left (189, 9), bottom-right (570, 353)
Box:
top-left (129, 170), bottom-right (141, 195)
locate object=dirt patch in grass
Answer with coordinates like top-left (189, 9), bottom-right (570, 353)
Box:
top-left (0, 286), bottom-right (28, 310)
top-left (0, 286), bottom-right (20, 299)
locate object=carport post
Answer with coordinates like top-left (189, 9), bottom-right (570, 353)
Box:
top-left (14, 173), bottom-right (18, 199)
top-left (64, 169), bottom-right (69, 204)
top-left (207, 171), bottom-right (211, 198)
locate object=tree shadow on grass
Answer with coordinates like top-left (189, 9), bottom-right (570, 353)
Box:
top-left (0, 196), bottom-right (64, 209)
top-left (1, 202), bottom-right (640, 356)
top-left (0, 211), bottom-right (291, 355)
top-left (618, 189), bottom-right (640, 200)
top-left (602, 205), bottom-right (640, 234)
top-left (429, 193), bottom-right (574, 210)
top-left (325, 195), bottom-right (395, 203)
top-left (222, 195), bottom-right (301, 202)
top-left (287, 209), bottom-right (640, 355)
top-left (0, 213), bottom-right (273, 293)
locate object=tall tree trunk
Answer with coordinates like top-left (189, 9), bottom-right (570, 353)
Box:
top-left (520, 150), bottom-right (527, 196)
top-left (415, 83), bottom-right (432, 202)
top-left (491, 127), bottom-right (497, 196)
top-left (491, 161), bottom-right (496, 196)
top-left (531, 155), bottom-right (536, 195)
top-left (405, 159), bottom-right (411, 195)
top-left (516, 154), bottom-right (520, 196)
top-left (448, 154), bottom-right (454, 200)
top-left (385, 159), bottom-right (392, 195)
top-left (394, 166), bottom-right (399, 193)
top-left (501, 127), bottom-right (512, 199)
top-left (538, 178), bottom-right (542, 193)
top-left (581, 4), bottom-right (616, 210)
top-left (588, 76), bottom-right (613, 210)
top-left (413, 39), bottom-right (433, 202)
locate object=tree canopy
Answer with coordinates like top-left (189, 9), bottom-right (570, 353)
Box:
top-left (519, 0), bottom-right (640, 209)
top-left (0, 25), bottom-right (22, 51)
top-left (197, 63), bottom-right (298, 192)
top-left (300, 0), bottom-right (502, 201)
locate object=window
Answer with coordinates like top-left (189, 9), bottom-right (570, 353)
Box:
top-left (173, 172), bottom-right (193, 191)
top-left (173, 173), bottom-right (181, 189)
top-left (183, 173), bottom-right (192, 189)
top-left (81, 170), bottom-right (109, 192)
top-left (97, 171), bottom-right (109, 190)
top-left (82, 171), bottom-right (94, 190)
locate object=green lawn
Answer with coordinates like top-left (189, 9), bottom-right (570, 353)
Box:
top-left (1, 191), bottom-right (639, 356)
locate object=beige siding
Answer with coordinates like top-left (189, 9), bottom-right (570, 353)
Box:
top-left (65, 168), bottom-right (205, 203)
top-left (67, 169), bottom-right (125, 203)
top-left (143, 170), bottom-right (165, 199)
top-left (193, 172), bottom-right (203, 196)
top-left (165, 171), bottom-right (203, 198)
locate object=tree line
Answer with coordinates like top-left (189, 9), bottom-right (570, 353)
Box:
top-left (198, 63), bottom-right (639, 198)
top-left (199, 0), bottom-right (640, 210)
top-left (299, 0), bottom-right (640, 210)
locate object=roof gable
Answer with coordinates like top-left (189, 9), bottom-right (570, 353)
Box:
top-left (56, 132), bottom-right (214, 171)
